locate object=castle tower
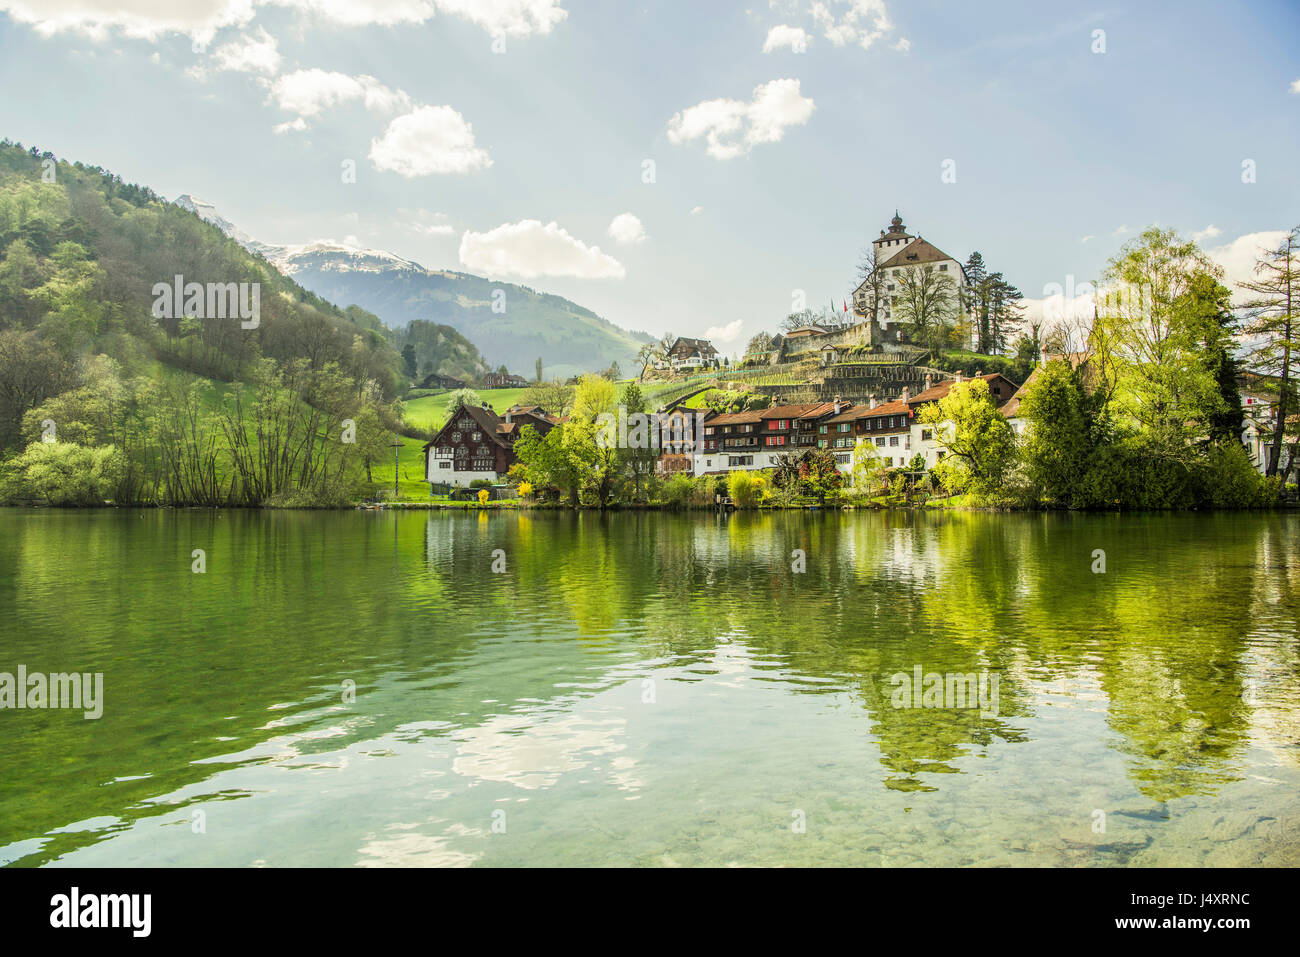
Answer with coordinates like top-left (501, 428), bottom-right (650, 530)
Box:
top-left (872, 210), bottom-right (915, 263)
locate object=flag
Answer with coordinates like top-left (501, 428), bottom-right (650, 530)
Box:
top-left (843, 299), bottom-right (848, 313)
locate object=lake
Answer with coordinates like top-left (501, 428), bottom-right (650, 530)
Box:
top-left (1, 507), bottom-right (1298, 867)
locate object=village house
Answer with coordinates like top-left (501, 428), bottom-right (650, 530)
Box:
top-left (423, 402), bottom-right (557, 487)
top-left (482, 372), bottom-right (530, 388)
top-left (691, 401), bottom-right (848, 474)
top-left (822, 397), bottom-right (913, 473)
top-left (655, 406), bottom-right (702, 476)
top-left (666, 336), bottom-right (721, 371)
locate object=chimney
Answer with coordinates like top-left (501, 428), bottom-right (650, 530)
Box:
top-left (869, 394), bottom-right (878, 410)
top-left (924, 374), bottom-right (933, 391)
top-left (505, 410), bottom-right (512, 424)
top-left (833, 394), bottom-right (844, 413)
top-left (900, 387), bottom-right (911, 403)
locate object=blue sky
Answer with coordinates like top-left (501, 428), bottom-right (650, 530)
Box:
top-left (0, 0), bottom-right (1296, 352)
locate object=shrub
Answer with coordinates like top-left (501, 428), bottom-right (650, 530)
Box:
top-left (661, 472), bottom-right (694, 508)
top-left (727, 469), bottom-right (767, 508)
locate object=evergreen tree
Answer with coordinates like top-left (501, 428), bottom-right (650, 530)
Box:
top-left (1239, 226), bottom-right (1299, 476)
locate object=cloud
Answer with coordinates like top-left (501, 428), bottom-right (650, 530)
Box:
top-left (1112, 224), bottom-right (1129, 236)
top-left (607, 213), bottom-right (646, 245)
top-left (1291, 78), bottom-right (1300, 94)
top-left (668, 78), bottom-right (815, 160)
top-left (705, 319), bottom-right (744, 342)
top-left (1080, 235), bottom-right (1094, 244)
top-left (1192, 224), bottom-right (1221, 244)
top-left (272, 117), bottom-right (308, 134)
top-left (892, 36), bottom-right (910, 52)
top-left (0, 0), bottom-right (254, 42)
top-left (0, 0), bottom-right (567, 41)
top-left (270, 69), bottom-right (411, 122)
top-left (763, 24), bottom-right (809, 53)
top-left (368, 105), bottom-right (492, 176)
top-left (458, 220), bottom-right (625, 279)
top-left (1205, 230), bottom-right (1290, 298)
top-left (810, 0), bottom-right (894, 51)
top-left (210, 27), bottom-right (281, 75)
top-left (427, 0), bottom-right (567, 37)
top-left (690, 206), bottom-right (704, 215)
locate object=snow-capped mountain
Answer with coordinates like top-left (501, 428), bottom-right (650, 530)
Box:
top-left (171, 195), bottom-right (652, 379)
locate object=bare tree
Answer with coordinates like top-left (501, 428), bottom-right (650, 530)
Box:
top-left (893, 265), bottom-right (957, 352)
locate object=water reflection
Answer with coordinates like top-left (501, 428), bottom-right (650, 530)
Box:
top-left (0, 508), bottom-right (1297, 866)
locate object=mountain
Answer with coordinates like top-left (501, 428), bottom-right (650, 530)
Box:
top-left (0, 142), bottom-right (404, 456)
top-left (175, 196), bottom-right (654, 381)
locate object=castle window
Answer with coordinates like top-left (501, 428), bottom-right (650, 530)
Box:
top-left (939, 264), bottom-right (948, 271)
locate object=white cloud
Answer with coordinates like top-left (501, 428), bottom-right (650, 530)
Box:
top-left (1192, 224), bottom-right (1222, 244)
top-left (690, 206), bottom-right (704, 215)
top-left (810, 0), bottom-right (894, 51)
top-left (705, 319), bottom-right (744, 342)
top-left (458, 220), bottom-right (625, 279)
top-left (368, 105), bottom-right (492, 176)
top-left (1291, 78), bottom-right (1300, 94)
top-left (0, 0), bottom-right (566, 41)
top-left (1080, 235), bottom-right (1094, 243)
top-left (1205, 230), bottom-right (1290, 299)
top-left (892, 36), bottom-right (909, 52)
top-left (763, 25), bottom-right (809, 53)
top-left (607, 213), bottom-right (646, 245)
top-left (273, 117), bottom-right (308, 134)
top-left (270, 69), bottom-right (411, 121)
top-left (210, 27), bottom-right (281, 75)
top-left (428, 0), bottom-right (567, 37)
top-left (0, 0), bottom-right (254, 42)
top-left (1112, 224), bottom-right (1129, 236)
top-left (273, 0), bottom-right (565, 34)
top-left (668, 78), bottom-right (815, 160)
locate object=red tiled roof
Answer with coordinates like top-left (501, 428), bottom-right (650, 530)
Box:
top-left (826, 399), bottom-right (910, 425)
top-left (706, 409), bottom-right (765, 426)
top-left (907, 373), bottom-right (1016, 406)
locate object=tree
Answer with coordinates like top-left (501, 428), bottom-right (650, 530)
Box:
top-left (535, 356), bottom-right (544, 382)
top-left (984, 272), bottom-right (1025, 355)
top-left (523, 379), bottom-right (574, 417)
top-left (780, 309), bottom-right (820, 334)
top-left (963, 252), bottom-right (989, 351)
top-left (401, 344), bottom-right (418, 378)
top-left (855, 246), bottom-right (888, 324)
top-left (919, 378), bottom-right (1016, 497)
top-left (1178, 272), bottom-right (1243, 443)
top-left (893, 265), bottom-right (957, 352)
top-left (1239, 225), bottom-right (1298, 477)
top-left (745, 331), bottom-right (774, 356)
top-left (1018, 359), bottom-right (1109, 506)
top-left (1092, 227), bottom-right (1224, 453)
top-left (446, 387), bottom-right (481, 415)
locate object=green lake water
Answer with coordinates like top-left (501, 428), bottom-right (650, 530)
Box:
top-left (1, 507), bottom-right (1298, 867)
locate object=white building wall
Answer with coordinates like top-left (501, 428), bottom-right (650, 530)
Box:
top-left (427, 458), bottom-right (501, 486)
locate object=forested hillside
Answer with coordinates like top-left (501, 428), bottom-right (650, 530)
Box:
top-left (0, 141), bottom-right (406, 506)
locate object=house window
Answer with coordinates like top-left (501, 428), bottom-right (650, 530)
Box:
top-left (889, 436), bottom-right (899, 447)
top-left (887, 283), bottom-right (895, 292)
top-left (438, 462), bottom-right (451, 469)
top-left (818, 425), bottom-right (827, 434)
top-left (837, 423), bottom-right (850, 433)
top-left (939, 264), bottom-right (948, 271)
top-left (704, 427), bottom-right (715, 436)
top-left (875, 437), bottom-right (886, 447)
top-left (836, 454), bottom-right (851, 465)
top-left (818, 439), bottom-right (827, 449)
top-left (922, 429), bottom-right (933, 441)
